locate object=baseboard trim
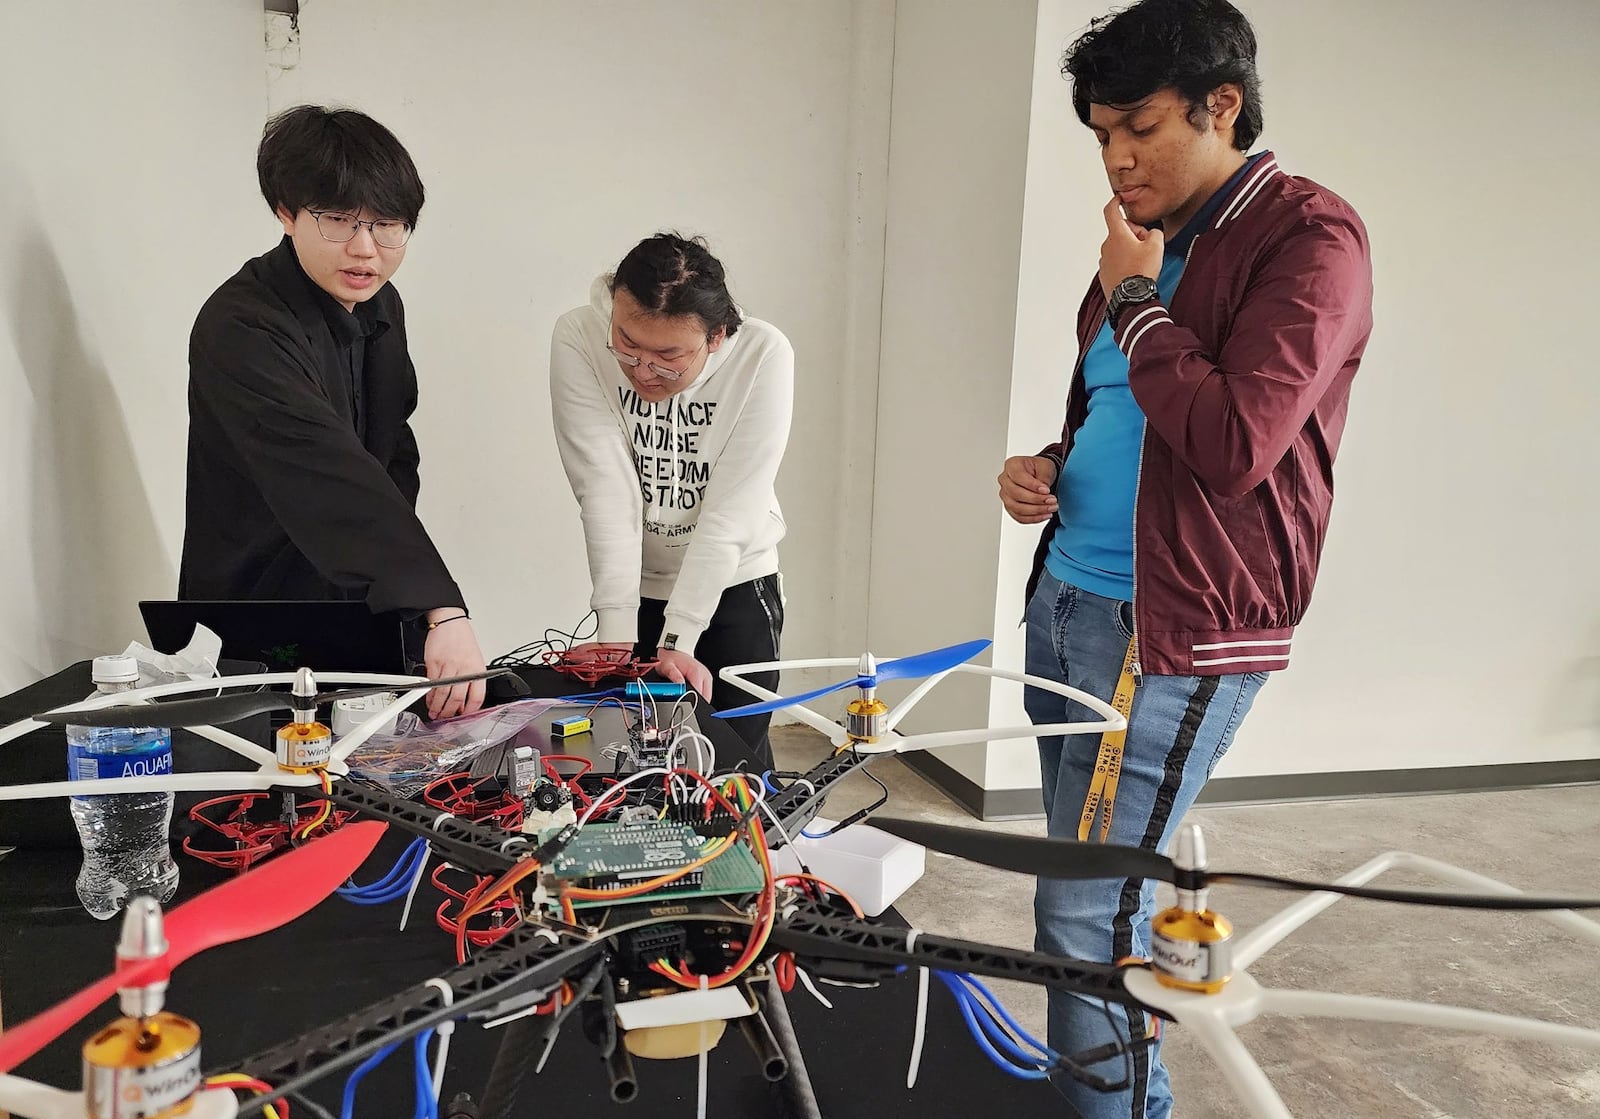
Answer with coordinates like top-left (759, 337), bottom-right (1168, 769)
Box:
top-left (897, 752), bottom-right (1043, 821)
top-left (898, 751), bottom-right (1600, 822)
top-left (1194, 758), bottom-right (1600, 807)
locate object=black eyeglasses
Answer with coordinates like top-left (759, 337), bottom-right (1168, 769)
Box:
top-left (306, 210), bottom-right (413, 249)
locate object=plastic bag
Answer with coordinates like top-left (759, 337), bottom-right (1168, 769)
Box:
top-left (343, 698), bottom-right (566, 798)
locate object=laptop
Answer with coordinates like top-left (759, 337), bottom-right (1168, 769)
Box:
top-left (139, 600), bottom-right (410, 674)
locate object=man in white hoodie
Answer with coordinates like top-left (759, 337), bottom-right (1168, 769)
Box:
top-left (550, 233), bottom-right (794, 764)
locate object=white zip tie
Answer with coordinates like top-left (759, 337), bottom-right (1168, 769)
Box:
top-left (697, 973), bottom-right (710, 1119)
top-left (796, 966), bottom-right (834, 1010)
top-left (399, 846), bottom-right (432, 932)
top-left (423, 979), bottom-right (455, 1103)
top-left (906, 967), bottom-right (930, 1088)
top-left (479, 1001), bottom-right (545, 1031)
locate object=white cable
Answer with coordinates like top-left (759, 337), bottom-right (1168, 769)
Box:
top-left (399, 847), bottom-right (432, 932)
top-left (757, 798), bottom-right (801, 853)
top-left (575, 766), bottom-right (672, 827)
top-left (423, 979), bottom-right (455, 1105)
top-left (907, 966), bottom-right (930, 1088)
top-left (796, 966), bottom-right (834, 1010)
top-left (673, 727), bottom-right (716, 776)
top-left (697, 974), bottom-right (710, 1119)
top-left (399, 812), bottom-right (456, 933)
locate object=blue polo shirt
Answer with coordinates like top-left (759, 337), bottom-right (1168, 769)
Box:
top-left (1046, 154), bottom-right (1269, 602)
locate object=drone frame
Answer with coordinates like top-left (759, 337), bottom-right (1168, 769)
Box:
top-left (2, 655), bottom-right (1598, 1119)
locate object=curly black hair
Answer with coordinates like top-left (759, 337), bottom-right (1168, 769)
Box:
top-left (1062, 0), bottom-right (1263, 150)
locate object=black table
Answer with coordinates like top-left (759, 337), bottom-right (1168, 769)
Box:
top-left (0, 663), bottom-right (1067, 1117)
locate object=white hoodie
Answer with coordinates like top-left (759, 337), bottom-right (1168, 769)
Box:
top-left (549, 276), bottom-right (793, 657)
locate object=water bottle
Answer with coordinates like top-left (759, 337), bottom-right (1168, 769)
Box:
top-left (66, 654), bottom-right (179, 920)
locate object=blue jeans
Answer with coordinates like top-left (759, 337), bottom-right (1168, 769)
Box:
top-left (1024, 569), bottom-right (1266, 1119)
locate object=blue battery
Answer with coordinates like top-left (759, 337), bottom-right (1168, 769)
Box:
top-left (624, 681), bottom-right (687, 699)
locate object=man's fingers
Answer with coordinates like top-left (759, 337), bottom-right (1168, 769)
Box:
top-left (1000, 475), bottom-right (1056, 507)
top-left (466, 679), bottom-right (486, 716)
top-left (1103, 195), bottom-right (1123, 229)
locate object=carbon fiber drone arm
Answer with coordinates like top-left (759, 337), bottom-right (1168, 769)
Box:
top-left (223, 927), bottom-right (604, 1114)
top-left (762, 748), bottom-right (879, 842)
top-left (301, 779), bottom-right (523, 875)
top-left (770, 898), bottom-right (1165, 1020)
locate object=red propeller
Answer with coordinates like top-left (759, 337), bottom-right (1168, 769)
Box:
top-left (0, 820), bottom-right (386, 1072)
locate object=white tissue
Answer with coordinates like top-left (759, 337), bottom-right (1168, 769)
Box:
top-left (121, 623), bottom-right (223, 687)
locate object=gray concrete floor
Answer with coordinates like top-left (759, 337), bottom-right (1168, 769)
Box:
top-left (772, 725), bottom-right (1600, 1118)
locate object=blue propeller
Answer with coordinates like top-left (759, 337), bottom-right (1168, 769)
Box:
top-left (714, 638), bottom-right (993, 719)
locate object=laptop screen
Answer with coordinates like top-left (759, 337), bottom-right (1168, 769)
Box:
top-left (139, 600), bottom-right (409, 674)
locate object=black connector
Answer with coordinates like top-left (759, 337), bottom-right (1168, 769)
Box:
top-left (666, 802), bottom-right (739, 839)
top-left (618, 923), bottom-right (688, 971)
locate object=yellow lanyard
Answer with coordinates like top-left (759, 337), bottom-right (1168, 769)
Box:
top-left (1078, 636), bottom-right (1140, 843)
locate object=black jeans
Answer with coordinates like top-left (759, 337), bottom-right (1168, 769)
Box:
top-left (636, 573), bottom-right (783, 771)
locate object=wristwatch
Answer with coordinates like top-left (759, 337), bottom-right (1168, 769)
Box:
top-left (1107, 275), bottom-right (1160, 329)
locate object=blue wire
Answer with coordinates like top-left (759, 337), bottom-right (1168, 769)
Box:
top-left (948, 979), bottom-right (1053, 1070)
top-left (337, 838), bottom-right (425, 903)
top-left (934, 972), bottom-right (1050, 1080)
top-left (339, 1027), bottom-right (437, 1119)
top-left (412, 1029), bottom-right (437, 1119)
top-left (940, 977), bottom-right (1048, 1080)
top-left (949, 972), bottom-right (1059, 1063)
top-left (338, 837), bottom-right (428, 904)
top-left (340, 1038), bottom-right (406, 1119)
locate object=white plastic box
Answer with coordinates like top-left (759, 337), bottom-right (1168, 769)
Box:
top-left (769, 817), bottom-right (925, 916)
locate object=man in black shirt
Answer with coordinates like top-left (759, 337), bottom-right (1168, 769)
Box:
top-left (180, 105), bottom-right (486, 718)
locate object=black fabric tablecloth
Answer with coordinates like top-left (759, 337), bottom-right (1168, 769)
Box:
top-left (0, 663), bottom-right (1067, 1117)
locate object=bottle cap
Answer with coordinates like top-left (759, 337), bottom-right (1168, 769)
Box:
top-left (91, 654), bottom-right (140, 685)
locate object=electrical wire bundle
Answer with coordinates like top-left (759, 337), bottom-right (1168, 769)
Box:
top-left (639, 774), bottom-right (780, 991)
top-left (337, 837), bottom-right (430, 905)
top-left (488, 612), bottom-right (599, 669)
top-left (936, 972), bottom-right (1061, 1080)
top-left (339, 1026), bottom-right (442, 1119)
top-left (931, 971), bottom-right (1141, 1089)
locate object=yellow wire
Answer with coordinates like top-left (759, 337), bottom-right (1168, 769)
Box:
top-left (205, 1075), bottom-right (282, 1119)
top-left (295, 771), bottom-right (335, 839)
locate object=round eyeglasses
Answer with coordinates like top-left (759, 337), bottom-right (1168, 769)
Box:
top-left (605, 333), bottom-right (706, 383)
top-left (307, 210), bottom-right (413, 250)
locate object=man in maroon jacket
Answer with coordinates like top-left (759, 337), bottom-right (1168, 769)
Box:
top-left (996, 1), bottom-right (1373, 1115)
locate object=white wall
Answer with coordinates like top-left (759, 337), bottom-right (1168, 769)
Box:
top-left (986, 0), bottom-right (1109, 791)
top-left (1210, 0), bottom-right (1600, 775)
top-left (981, 0), bottom-right (1600, 790)
top-left (0, 0), bottom-right (268, 692)
top-left (868, 0), bottom-right (1041, 785)
top-left (268, 0), bottom-right (895, 672)
top-left (6, 0), bottom-right (1594, 797)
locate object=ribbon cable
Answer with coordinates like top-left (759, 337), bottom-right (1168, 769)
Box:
top-left (1077, 637), bottom-right (1139, 843)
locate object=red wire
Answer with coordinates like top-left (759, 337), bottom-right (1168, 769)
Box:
top-left (209, 1078), bottom-right (288, 1118)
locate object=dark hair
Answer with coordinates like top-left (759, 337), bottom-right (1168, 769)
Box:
top-left (257, 105), bottom-right (426, 228)
top-left (609, 233), bottom-right (742, 339)
top-left (1062, 0), bottom-right (1263, 151)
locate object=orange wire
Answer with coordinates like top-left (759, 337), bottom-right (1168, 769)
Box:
top-left (776, 873), bottom-right (865, 918)
top-left (561, 834), bottom-right (736, 903)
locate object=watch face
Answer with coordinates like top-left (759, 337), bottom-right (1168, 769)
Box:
top-left (1119, 276), bottom-right (1158, 301)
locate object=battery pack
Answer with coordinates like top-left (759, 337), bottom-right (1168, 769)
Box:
top-left (551, 715), bottom-right (593, 738)
top-left (623, 681), bottom-right (687, 699)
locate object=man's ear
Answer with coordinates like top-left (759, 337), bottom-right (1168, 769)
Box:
top-left (275, 205), bottom-right (298, 237)
top-left (1207, 83), bottom-right (1244, 135)
top-left (706, 327), bottom-right (728, 354)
